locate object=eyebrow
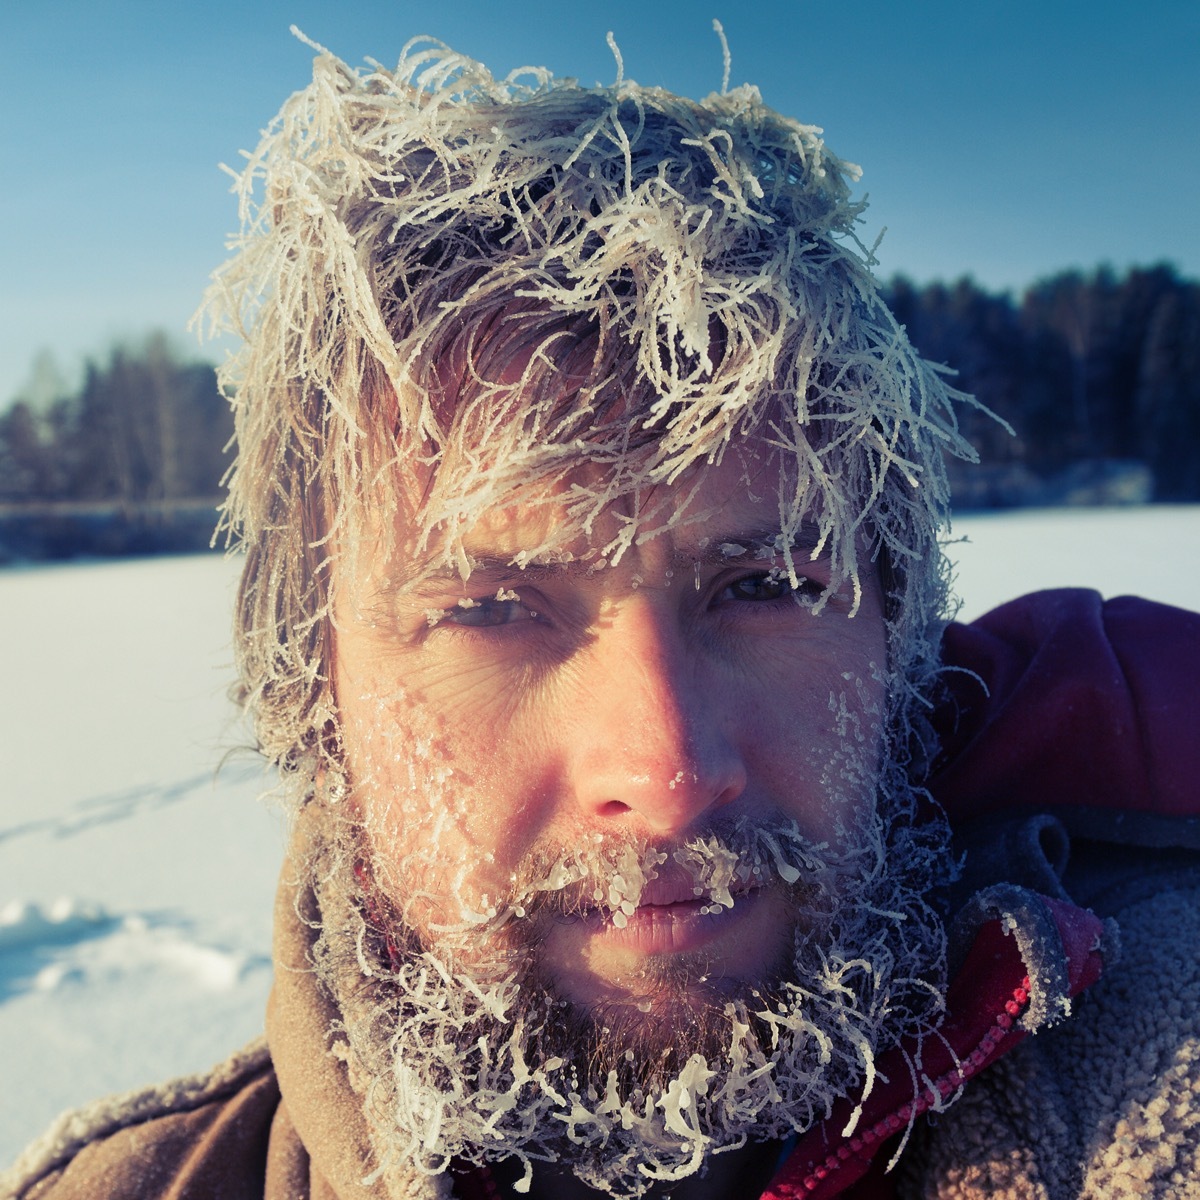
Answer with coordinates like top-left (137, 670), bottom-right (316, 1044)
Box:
top-left (688, 525), bottom-right (828, 565)
top-left (388, 524), bottom-right (829, 600)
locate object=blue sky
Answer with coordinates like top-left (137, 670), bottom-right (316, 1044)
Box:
top-left (2, 0), bottom-right (1197, 405)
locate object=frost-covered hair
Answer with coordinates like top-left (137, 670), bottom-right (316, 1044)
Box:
top-left (199, 31), bottom-right (979, 790)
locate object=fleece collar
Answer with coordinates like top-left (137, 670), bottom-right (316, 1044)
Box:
top-left (267, 811), bottom-right (453, 1200)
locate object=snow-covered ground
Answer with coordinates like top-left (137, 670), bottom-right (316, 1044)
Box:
top-left (0, 553), bottom-right (282, 1166)
top-left (1, 506), bottom-right (1197, 1165)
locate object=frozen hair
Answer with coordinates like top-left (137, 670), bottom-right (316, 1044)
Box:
top-left (197, 31), bottom-right (982, 792)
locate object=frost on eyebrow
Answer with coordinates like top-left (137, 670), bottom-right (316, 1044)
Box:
top-left (717, 530), bottom-right (819, 564)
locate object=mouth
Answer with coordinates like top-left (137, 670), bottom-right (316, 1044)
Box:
top-left (564, 871), bottom-right (768, 956)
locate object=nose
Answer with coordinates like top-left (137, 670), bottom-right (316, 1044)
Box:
top-left (566, 598), bottom-right (748, 835)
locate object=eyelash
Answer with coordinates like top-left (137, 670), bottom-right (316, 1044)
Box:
top-left (431, 569), bottom-right (823, 634)
top-left (438, 596), bottom-right (542, 629)
top-left (715, 570), bottom-right (824, 608)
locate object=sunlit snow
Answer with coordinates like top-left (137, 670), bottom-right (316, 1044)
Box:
top-left (1, 506), bottom-right (1196, 1165)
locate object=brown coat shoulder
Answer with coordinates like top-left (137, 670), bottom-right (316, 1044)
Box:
top-left (3, 1041), bottom-right (280, 1200)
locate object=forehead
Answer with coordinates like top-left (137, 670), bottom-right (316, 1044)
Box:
top-left (389, 433), bottom-right (805, 579)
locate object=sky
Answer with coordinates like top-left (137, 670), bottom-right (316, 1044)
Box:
top-left (1, 0), bottom-right (1197, 407)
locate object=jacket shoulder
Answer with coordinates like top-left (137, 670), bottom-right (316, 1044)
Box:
top-left (933, 589), bottom-right (1200, 837)
top-left (2, 1039), bottom-right (278, 1200)
top-left (900, 872), bottom-right (1200, 1198)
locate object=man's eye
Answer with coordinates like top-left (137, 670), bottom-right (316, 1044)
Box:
top-left (719, 573), bottom-right (819, 605)
top-left (442, 597), bottom-right (538, 628)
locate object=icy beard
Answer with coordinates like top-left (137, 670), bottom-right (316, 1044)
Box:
top-left (307, 766), bottom-right (950, 1200)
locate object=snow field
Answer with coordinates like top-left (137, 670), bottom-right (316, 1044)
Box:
top-left (946, 505), bottom-right (1199, 622)
top-left (0, 553), bottom-right (282, 1163)
top-left (0, 507), bottom-right (1197, 1165)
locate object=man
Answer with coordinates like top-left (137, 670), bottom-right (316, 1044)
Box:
top-left (6, 33), bottom-right (1200, 1200)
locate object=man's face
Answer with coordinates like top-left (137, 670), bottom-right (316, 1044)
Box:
top-left (332, 435), bottom-right (888, 1025)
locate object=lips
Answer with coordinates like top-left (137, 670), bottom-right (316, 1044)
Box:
top-left (632, 867), bottom-right (712, 909)
top-left (560, 864), bottom-right (750, 920)
top-left (558, 863), bottom-right (766, 957)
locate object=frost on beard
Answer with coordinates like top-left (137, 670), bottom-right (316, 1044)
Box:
top-left (307, 761), bottom-right (950, 1200)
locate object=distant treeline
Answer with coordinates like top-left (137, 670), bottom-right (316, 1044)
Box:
top-left (0, 334), bottom-right (232, 561)
top-left (884, 263), bottom-right (1200, 506)
top-left (1, 333), bottom-right (231, 508)
top-left (1, 265), bottom-right (1197, 561)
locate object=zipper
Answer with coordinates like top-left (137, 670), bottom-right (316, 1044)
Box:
top-left (782, 975), bottom-right (1032, 1197)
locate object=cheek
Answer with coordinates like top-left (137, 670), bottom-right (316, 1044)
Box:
top-left (336, 672), bottom-right (554, 921)
top-left (739, 653), bottom-right (888, 842)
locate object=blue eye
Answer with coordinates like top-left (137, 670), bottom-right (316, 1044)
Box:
top-left (719, 572), bottom-right (821, 605)
top-left (443, 597), bottom-right (537, 628)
